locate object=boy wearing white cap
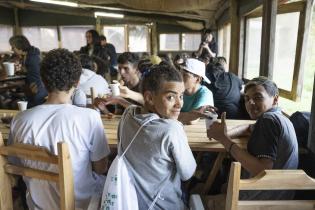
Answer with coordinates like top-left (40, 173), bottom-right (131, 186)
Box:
top-left (178, 58), bottom-right (214, 124)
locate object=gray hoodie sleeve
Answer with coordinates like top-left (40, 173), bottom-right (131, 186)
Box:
top-left (169, 121), bottom-right (197, 181)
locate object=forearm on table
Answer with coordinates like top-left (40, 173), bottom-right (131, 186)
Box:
top-left (220, 136), bottom-right (272, 176)
top-left (178, 112), bottom-right (200, 125)
top-left (227, 124), bottom-right (251, 138)
top-left (117, 98), bottom-right (133, 108)
top-left (126, 91), bottom-right (144, 105)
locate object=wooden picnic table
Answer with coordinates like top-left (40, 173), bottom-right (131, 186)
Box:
top-left (0, 109), bottom-right (255, 193)
top-left (0, 75), bottom-right (26, 83)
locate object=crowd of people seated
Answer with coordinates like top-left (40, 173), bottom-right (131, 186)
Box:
top-left (0, 28), bottom-right (302, 210)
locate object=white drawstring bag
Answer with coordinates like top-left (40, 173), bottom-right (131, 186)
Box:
top-left (100, 118), bottom-right (155, 210)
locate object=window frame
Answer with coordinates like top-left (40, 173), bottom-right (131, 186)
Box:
top-left (242, 1), bottom-right (307, 101)
top-left (218, 23), bottom-right (231, 68)
top-left (158, 32), bottom-right (202, 52)
top-left (159, 33), bottom-right (181, 52)
top-left (0, 24), bottom-right (14, 53)
top-left (21, 26), bottom-right (59, 52)
top-left (59, 25), bottom-right (95, 51)
top-left (127, 24), bottom-right (151, 52)
top-left (181, 32), bottom-right (202, 52)
top-left (103, 24), bottom-right (151, 53)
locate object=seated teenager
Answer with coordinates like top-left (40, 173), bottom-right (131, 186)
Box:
top-left (72, 87), bottom-right (87, 107)
top-left (8, 49), bottom-right (110, 209)
top-left (178, 58), bottom-right (214, 124)
top-left (78, 54), bottom-right (110, 104)
top-left (207, 76), bottom-right (298, 200)
top-left (94, 52), bottom-right (143, 113)
top-left (205, 57), bottom-right (244, 119)
top-left (119, 64), bottom-right (196, 209)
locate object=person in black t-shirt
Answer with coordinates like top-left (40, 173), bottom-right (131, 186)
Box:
top-left (100, 35), bottom-right (118, 77)
top-left (94, 52), bottom-right (143, 114)
top-left (205, 57), bottom-right (243, 119)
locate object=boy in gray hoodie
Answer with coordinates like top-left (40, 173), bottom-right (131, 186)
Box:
top-left (118, 64), bottom-right (196, 210)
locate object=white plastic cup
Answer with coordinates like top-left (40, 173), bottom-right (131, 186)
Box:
top-left (109, 83), bottom-right (120, 96)
top-left (17, 101), bottom-right (28, 111)
top-left (205, 112), bottom-right (218, 129)
top-left (3, 62), bottom-right (15, 76)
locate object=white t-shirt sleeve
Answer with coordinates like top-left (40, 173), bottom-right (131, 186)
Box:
top-left (89, 112), bottom-right (110, 161)
top-left (170, 122), bottom-right (197, 181)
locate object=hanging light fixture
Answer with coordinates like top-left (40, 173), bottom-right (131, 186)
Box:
top-left (30, 0), bottom-right (78, 7)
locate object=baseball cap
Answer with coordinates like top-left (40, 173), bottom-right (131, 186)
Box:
top-left (182, 58), bottom-right (210, 84)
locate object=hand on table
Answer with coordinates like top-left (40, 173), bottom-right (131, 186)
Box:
top-left (94, 95), bottom-right (126, 108)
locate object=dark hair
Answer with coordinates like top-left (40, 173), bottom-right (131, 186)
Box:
top-left (99, 35), bottom-right (106, 41)
top-left (204, 29), bottom-right (212, 34)
top-left (199, 53), bottom-right (212, 63)
top-left (141, 63), bottom-right (183, 94)
top-left (216, 56), bottom-right (227, 64)
top-left (138, 59), bottom-right (153, 74)
top-left (117, 52), bottom-right (139, 67)
top-left (40, 49), bottom-right (82, 92)
top-left (9, 35), bottom-right (31, 52)
top-left (86, 29), bottom-right (100, 45)
top-left (79, 54), bottom-right (95, 71)
top-left (202, 28), bottom-right (216, 44)
top-left (244, 76), bottom-right (279, 97)
top-left (208, 56), bottom-right (227, 70)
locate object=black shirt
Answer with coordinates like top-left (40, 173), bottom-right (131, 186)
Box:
top-left (205, 66), bottom-right (243, 119)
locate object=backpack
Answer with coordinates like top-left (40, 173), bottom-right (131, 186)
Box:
top-left (101, 117), bottom-right (162, 210)
top-left (289, 111), bottom-right (310, 148)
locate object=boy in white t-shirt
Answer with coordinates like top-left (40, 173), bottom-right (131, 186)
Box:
top-left (78, 54), bottom-right (110, 104)
top-left (9, 49), bottom-right (110, 210)
top-left (118, 64), bottom-right (196, 209)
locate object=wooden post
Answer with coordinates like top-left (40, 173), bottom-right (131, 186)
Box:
top-left (259, 0), bottom-right (277, 78)
top-left (96, 17), bottom-right (102, 34)
top-left (150, 22), bottom-right (158, 55)
top-left (229, 0), bottom-right (241, 76)
top-left (308, 76), bottom-right (315, 154)
top-left (0, 133), bottom-right (14, 210)
top-left (307, 1), bottom-right (315, 154)
top-left (57, 26), bottom-right (62, 48)
top-left (291, 0), bottom-right (314, 100)
top-left (13, 8), bottom-right (21, 35)
top-left (238, 17), bottom-right (245, 78)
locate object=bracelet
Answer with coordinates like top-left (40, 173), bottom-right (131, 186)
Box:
top-left (228, 142), bottom-right (236, 153)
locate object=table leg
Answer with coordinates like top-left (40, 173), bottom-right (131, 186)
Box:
top-left (202, 152), bottom-right (226, 194)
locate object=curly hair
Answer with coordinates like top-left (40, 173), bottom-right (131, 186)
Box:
top-left (40, 49), bottom-right (82, 92)
top-left (117, 52), bottom-right (139, 67)
top-left (141, 63), bottom-right (183, 94)
top-left (9, 35), bottom-right (31, 52)
top-left (245, 76), bottom-right (279, 97)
